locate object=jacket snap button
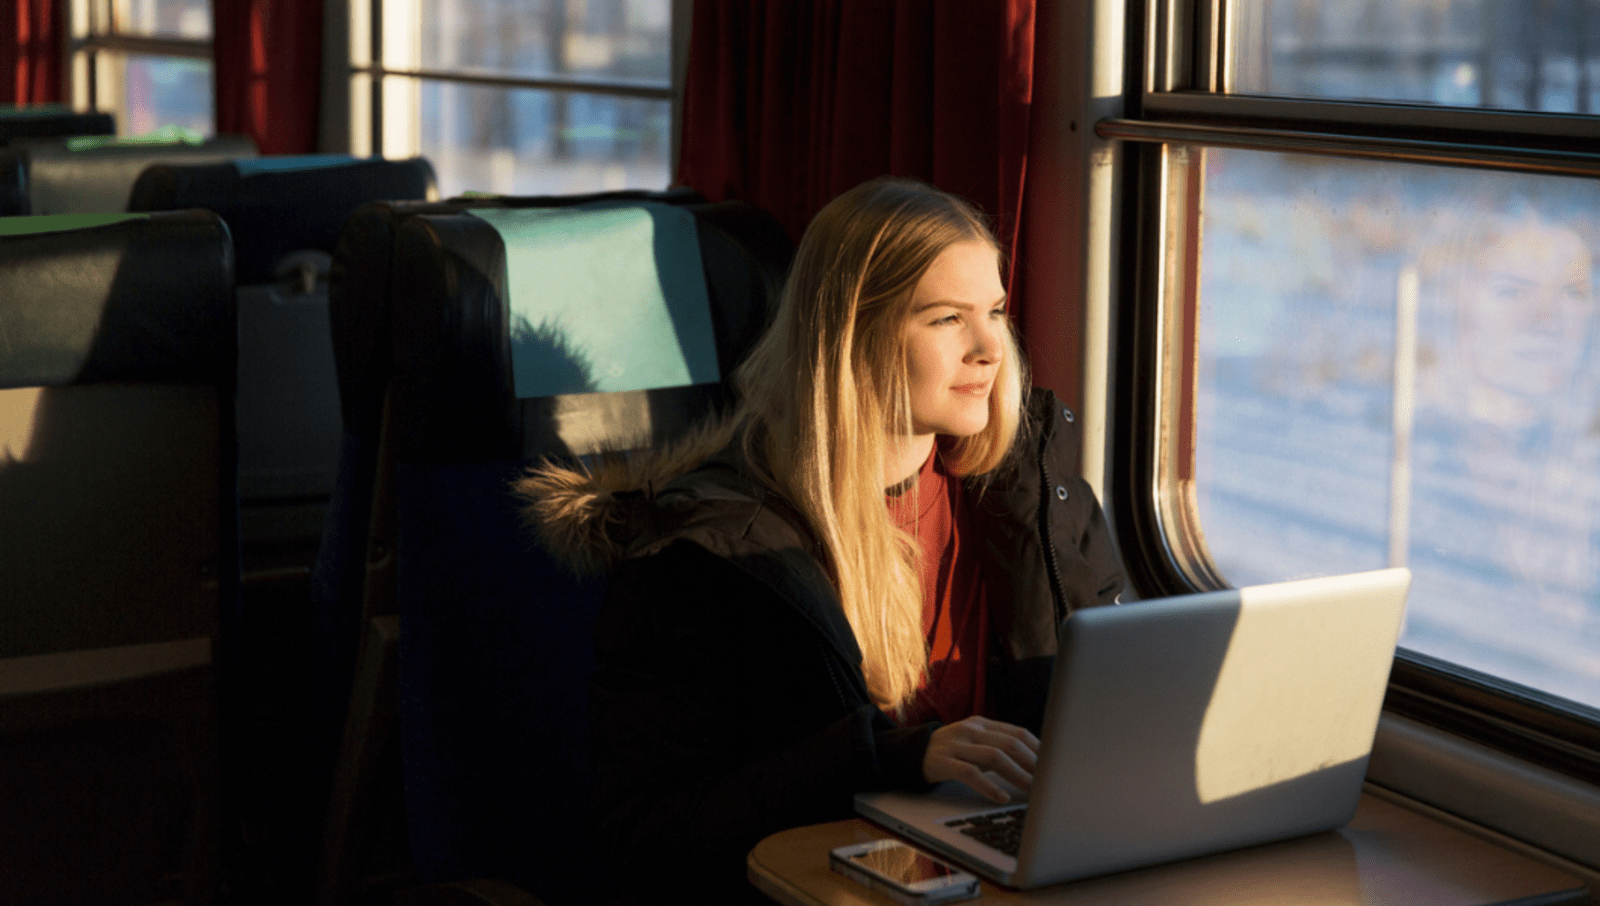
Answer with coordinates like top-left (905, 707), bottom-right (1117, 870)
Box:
top-left (1061, 407), bottom-right (1075, 423)
top-left (1055, 485), bottom-right (1069, 500)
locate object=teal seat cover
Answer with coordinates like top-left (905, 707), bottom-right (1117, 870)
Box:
top-left (232, 154), bottom-right (359, 176)
top-left (472, 203), bottom-right (720, 399)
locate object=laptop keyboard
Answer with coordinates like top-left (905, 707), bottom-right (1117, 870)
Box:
top-left (945, 805), bottom-right (1028, 856)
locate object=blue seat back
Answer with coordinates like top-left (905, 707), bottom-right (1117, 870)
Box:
top-left (308, 188), bottom-right (723, 902)
top-left (385, 200), bottom-right (790, 903)
top-left (312, 189), bottom-right (712, 773)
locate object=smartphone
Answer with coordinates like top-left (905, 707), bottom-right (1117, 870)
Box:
top-left (829, 838), bottom-right (980, 905)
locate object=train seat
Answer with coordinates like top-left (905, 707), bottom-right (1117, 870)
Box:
top-left (114, 154), bottom-right (437, 902)
top-left (0, 210), bottom-right (237, 906)
top-left (0, 131), bottom-right (257, 216)
top-left (313, 187), bottom-right (711, 905)
top-left (0, 105), bottom-right (114, 146)
top-left (362, 197), bottom-right (790, 905)
top-left (319, 188), bottom-right (706, 642)
top-left (127, 156), bottom-right (438, 538)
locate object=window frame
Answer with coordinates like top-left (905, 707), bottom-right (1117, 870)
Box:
top-left (1104, 0), bottom-right (1600, 799)
top-left (68, 0), bottom-right (213, 129)
top-left (343, 0), bottom-right (677, 188)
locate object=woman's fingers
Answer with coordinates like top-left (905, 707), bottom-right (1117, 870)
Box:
top-left (964, 728), bottom-right (1039, 772)
top-left (987, 719), bottom-right (1042, 757)
top-left (950, 742), bottom-right (1032, 791)
top-left (923, 717), bottom-right (1042, 802)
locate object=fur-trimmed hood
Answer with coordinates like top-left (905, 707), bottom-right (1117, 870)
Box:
top-left (514, 417), bottom-right (741, 578)
top-left (518, 389), bottom-right (1126, 649)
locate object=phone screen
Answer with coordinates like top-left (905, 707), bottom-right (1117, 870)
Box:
top-left (849, 844), bottom-right (958, 886)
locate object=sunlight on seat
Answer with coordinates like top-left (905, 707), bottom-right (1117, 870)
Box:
top-left (0, 388), bottom-right (44, 464)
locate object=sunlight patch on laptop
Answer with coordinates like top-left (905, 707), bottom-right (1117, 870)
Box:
top-left (1195, 572), bottom-right (1408, 803)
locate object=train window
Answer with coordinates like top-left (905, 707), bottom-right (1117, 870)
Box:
top-left (1227, 0), bottom-right (1600, 114)
top-left (1180, 147), bottom-right (1600, 710)
top-left (1106, 0), bottom-right (1600, 778)
top-left (352, 0), bottom-right (672, 196)
top-left (68, 0), bottom-right (215, 136)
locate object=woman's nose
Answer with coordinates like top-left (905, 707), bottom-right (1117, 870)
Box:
top-left (968, 319), bottom-right (1003, 364)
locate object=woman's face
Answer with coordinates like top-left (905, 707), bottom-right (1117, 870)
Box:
top-left (901, 239), bottom-right (1007, 438)
top-left (1460, 220), bottom-right (1594, 396)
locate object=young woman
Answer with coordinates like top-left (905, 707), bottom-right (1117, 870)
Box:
top-left (519, 177), bottom-right (1123, 903)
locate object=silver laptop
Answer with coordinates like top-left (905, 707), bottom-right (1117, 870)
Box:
top-left (855, 567), bottom-right (1411, 889)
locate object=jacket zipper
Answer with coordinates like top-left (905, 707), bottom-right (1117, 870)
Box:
top-left (1037, 429), bottom-right (1069, 621)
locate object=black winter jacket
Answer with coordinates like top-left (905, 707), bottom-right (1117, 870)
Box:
top-left (535, 388), bottom-right (1123, 904)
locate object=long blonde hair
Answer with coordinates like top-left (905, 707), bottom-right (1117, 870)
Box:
top-left (734, 177), bottom-right (1027, 712)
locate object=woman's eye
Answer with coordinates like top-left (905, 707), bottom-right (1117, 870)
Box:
top-left (933, 314), bottom-right (959, 325)
top-left (989, 306), bottom-right (1008, 319)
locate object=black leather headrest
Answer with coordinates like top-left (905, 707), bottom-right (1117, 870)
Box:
top-left (0, 210), bottom-right (235, 388)
top-left (0, 109), bottom-right (114, 146)
top-left (390, 212), bottom-right (517, 461)
top-left (0, 134), bottom-right (258, 216)
top-left (129, 157), bottom-right (438, 284)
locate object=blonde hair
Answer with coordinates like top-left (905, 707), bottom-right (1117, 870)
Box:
top-left (734, 177), bottom-right (1027, 712)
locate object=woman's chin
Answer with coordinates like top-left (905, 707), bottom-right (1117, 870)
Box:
top-left (941, 416), bottom-right (992, 439)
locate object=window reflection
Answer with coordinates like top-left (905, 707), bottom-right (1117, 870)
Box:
top-left (1191, 149), bottom-right (1600, 708)
top-left (1408, 199), bottom-right (1600, 697)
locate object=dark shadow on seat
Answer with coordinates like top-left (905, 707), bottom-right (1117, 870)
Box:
top-left (0, 210), bottom-right (236, 906)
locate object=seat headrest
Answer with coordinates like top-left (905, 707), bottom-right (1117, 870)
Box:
top-left (386, 198), bottom-right (791, 463)
top-left (128, 156), bottom-right (438, 283)
top-left (477, 202), bottom-right (720, 399)
top-left (326, 188), bottom-right (715, 440)
top-left (0, 107), bottom-right (115, 146)
top-left (0, 210), bottom-right (235, 388)
top-left (0, 134), bottom-right (259, 215)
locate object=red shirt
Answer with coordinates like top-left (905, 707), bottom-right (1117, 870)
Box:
top-left (886, 446), bottom-right (990, 726)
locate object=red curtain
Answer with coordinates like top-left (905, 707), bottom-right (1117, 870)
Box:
top-left (1, 0), bottom-right (63, 104)
top-left (214, 0), bottom-right (322, 154)
top-left (677, 0), bottom-right (1035, 317)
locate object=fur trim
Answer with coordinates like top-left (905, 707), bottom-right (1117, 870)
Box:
top-left (515, 415), bottom-right (739, 577)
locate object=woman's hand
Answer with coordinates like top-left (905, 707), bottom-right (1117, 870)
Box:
top-left (922, 716), bottom-right (1040, 803)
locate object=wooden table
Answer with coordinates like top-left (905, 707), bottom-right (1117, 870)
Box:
top-left (749, 792), bottom-right (1588, 905)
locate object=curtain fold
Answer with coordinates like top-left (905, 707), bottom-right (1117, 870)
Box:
top-left (214, 0), bottom-right (323, 154)
top-left (677, 0), bottom-right (1034, 319)
top-left (1, 0), bottom-right (63, 105)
